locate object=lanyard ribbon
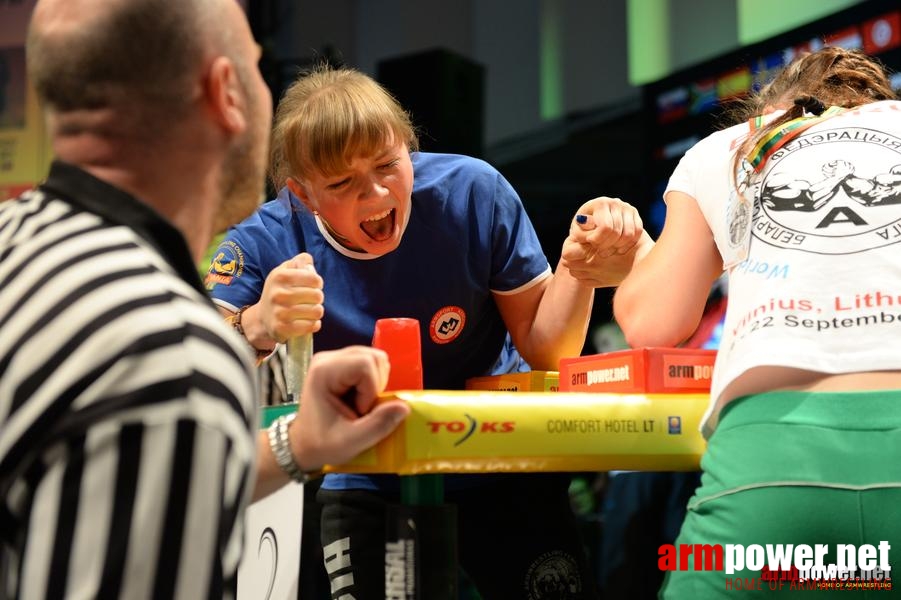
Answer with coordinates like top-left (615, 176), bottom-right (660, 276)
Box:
top-left (745, 106), bottom-right (845, 172)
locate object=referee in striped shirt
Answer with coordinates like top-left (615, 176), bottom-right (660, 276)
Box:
top-left (0, 1), bottom-right (408, 598)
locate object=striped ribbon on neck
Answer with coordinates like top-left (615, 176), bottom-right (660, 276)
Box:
top-left (746, 106), bottom-right (845, 172)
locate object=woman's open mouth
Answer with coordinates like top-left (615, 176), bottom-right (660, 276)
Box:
top-left (360, 208), bottom-right (396, 241)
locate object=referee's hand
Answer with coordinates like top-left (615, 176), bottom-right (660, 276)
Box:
top-left (293, 346), bottom-right (410, 471)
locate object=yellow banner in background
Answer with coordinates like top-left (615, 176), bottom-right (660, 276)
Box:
top-left (0, 43), bottom-right (51, 201)
top-left (328, 391), bottom-right (708, 475)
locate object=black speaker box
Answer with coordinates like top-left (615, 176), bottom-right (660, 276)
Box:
top-left (377, 48), bottom-right (485, 158)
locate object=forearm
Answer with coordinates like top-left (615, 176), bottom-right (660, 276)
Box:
top-left (521, 266), bottom-right (595, 369)
top-left (614, 237), bottom-right (715, 348)
top-left (507, 233), bottom-right (655, 368)
top-left (614, 260), bottom-right (698, 348)
top-left (252, 428), bottom-right (292, 501)
top-left (251, 416), bottom-right (322, 502)
top-left (808, 174), bottom-right (846, 203)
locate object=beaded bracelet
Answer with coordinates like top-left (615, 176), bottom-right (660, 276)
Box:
top-left (226, 305), bottom-right (274, 363)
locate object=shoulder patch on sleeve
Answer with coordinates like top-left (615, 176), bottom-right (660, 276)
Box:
top-left (204, 240), bottom-right (245, 290)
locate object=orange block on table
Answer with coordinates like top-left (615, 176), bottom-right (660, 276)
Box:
top-left (559, 347), bottom-right (716, 394)
top-left (465, 371), bottom-right (559, 392)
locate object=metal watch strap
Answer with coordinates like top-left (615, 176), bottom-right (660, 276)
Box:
top-left (267, 413), bottom-right (321, 484)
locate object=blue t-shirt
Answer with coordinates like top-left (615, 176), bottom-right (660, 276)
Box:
top-left (207, 152), bottom-right (551, 489)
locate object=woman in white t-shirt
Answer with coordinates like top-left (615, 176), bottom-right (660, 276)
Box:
top-left (615, 47), bottom-right (901, 596)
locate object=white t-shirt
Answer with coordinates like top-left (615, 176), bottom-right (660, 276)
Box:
top-left (666, 100), bottom-right (901, 436)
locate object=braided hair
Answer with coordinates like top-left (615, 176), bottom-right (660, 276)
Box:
top-left (730, 47), bottom-right (896, 181)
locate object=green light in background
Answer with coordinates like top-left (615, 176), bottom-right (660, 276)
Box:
top-left (539, 0), bottom-right (563, 121)
top-left (627, 0), bottom-right (671, 86)
top-left (628, 0), bottom-right (865, 86)
top-left (737, 0), bottom-right (863, 46)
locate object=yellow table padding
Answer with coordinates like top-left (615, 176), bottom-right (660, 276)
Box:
top-left (327, 391), bottom-right (708, 475)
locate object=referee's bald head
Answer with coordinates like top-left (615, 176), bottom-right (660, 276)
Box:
top-left (26, 0), bottom-right (243, 138)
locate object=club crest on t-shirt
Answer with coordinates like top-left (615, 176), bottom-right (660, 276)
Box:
top-left (429, 306), bottom-right (466, 344)
top-left (748, 124), bottom-right (901, 256)
top-left (205, 240), bottom-right (245, 289)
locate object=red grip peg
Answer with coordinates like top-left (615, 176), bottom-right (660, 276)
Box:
top-left (372, 318), bottom-right (423, 391)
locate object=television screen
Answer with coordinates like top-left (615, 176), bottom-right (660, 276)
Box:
top-left (642, 0), bottom-right (901, 237)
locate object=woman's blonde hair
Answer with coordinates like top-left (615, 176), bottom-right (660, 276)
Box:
top-left (269, 64), bottom-right (419, 188)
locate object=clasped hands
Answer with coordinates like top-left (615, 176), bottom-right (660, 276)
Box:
top-left (561, 196), bottom-right (653, 288)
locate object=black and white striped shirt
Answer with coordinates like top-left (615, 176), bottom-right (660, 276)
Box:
top-left (0, 162), bottom-right (259, 600)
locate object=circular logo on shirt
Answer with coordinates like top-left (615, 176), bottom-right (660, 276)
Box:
top-left (524, 550), bottom-right (582, 600)
top-left (429, 306), bottom-right (466, 344)
top-left (750, 125), bottom-right (901, 255)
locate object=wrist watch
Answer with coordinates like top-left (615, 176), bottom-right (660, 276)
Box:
top-left (266, 413), bottom-right (322, 484)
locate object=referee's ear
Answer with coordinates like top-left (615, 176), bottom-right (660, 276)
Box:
top-left (204, 56), bottom-right (249, 138)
